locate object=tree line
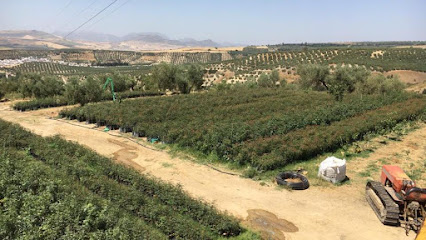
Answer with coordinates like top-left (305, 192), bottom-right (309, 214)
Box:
top-left (0, 63), bottom-right (206, 105)
top-left (297, 64), bottom-right (405, 101)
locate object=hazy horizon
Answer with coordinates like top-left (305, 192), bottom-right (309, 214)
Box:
top-left (1, 0), bottom-right (425, 45)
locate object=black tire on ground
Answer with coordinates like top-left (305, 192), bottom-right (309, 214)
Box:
top-left (276, 171), bottom-right (310, 190)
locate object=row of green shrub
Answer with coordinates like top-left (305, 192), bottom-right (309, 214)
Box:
top-left (225, 48), bottom-right (426, 74)
top-left (13, 90), bottom-right (164, 111)
top-left (1, 146), bottom-right (166, 239)
top-left (13, 96), bottom-right (68, 111)
top-left (59, 88), bottom-right (421, 170)
top-left (233, 97), bottom-right (426, 170)
top-left (0, 120), bottom-right (245, 239)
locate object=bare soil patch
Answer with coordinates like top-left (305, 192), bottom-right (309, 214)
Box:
top-left (384, 70), bottom-right (426, 84)
top-left (244, 209), bottom-right (298, 240)
top-left (147, 46), bottom-right (245, 53)
top-left (107, 138), bottom-right (145, 171)
top-left (394, 45), bottom-right (426, 49)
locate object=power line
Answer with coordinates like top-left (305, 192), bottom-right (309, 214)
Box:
top-left (85, 0), bottom-right (131, 30)
top-left (55, 0), bottom-right (74, 18)
top-left (64, 0), bottom-right (118, 38)
top-left (44, 0), bottom-right (74, 32)
top-left (61, 0), bottom-right (99, 28)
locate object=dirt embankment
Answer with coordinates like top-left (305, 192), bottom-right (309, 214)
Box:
top-left (0, 103), bottom-right (421, 240)
top-left (384, 70), bottom-right (426, 85)
top-left (383, 70), bottom-right (426, 93)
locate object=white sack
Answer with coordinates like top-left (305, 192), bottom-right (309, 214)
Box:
top-left (318, 156), bottom-right (346, 183)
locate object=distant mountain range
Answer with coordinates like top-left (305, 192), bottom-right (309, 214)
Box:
top-left (53, 31), bottom-right (224, 47)
top-left (0, 30), bottom-right (79, 50)
top-left (0, 30), bottom-right (238, 51)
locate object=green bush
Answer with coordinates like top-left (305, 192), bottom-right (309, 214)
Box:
top-left (0, 126), bottom-right (166, 239)
top-left (0, 120), bottom-right (245, 238)
top-left (13, 96), bottom-right (68, 111)
top-left (13, 90), bottom-right (164, 111)
top-left (355, 74), bottom-right (405, 95)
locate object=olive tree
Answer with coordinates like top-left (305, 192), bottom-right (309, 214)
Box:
top-left (257, 70), bottom-right (281, 88)
top-left (37, 76), bottom-right (64, 98)
top-left (82, 77), bottom-right (103, 104)
top-left (64, 77), bottom-right (83, 104)
top-left (327, 66), bottom-right (370, 101)
top-left (327, 69), bottom-right (351, 101)
top-left (18, 74), bottom-right (64, 99)
top-left (18, 74), bottom-right (42, 98)
top-left (151, 63), bottom-right (205, 94)
top-left (64, 77), bottom-right (103, 106)
top-left (105, 73), bottom-right (136, 92)
top-left (152, 63), bottom-right (180, 91)
top-left (177, 76), bottom-right (190, 94)
top-left (355, 74), bottom-right (405, 95)
top-left (257, 73), bottom-right (274, 87)
top-left (0, 88), bottom-right (4, 100)
top-left (297, 64), bottom-right (330, 90)
top-left (270, 69), bottom-right (280, 85)
top-left (186, 64), bottom-right (204, 91)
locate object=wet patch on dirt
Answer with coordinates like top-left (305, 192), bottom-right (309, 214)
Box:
top-left (108, 138), bottom-right (137, 150)
top-left (113, 149), bottom-right (138, 162)
top-left (108, 138), bottom-right (145, 172)
top-left (245, 209), bottom-right (298, 240)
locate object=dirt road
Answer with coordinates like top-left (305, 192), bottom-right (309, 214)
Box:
top-left (0, 103), bottom-right (421, 240)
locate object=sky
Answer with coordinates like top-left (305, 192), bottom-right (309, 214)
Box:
top-left (1, 0), bottom-right (425, 45)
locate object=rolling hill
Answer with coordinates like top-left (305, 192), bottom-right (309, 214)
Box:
top-left (0, 30), bottom-right (231, 51)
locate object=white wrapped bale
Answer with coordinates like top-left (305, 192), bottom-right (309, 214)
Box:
top-left (318, 156), bottom-right (347, 183)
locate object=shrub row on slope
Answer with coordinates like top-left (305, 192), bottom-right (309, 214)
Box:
top-left (0, 149), bottom-right (167, 239)
top-left (13, 91), bottom-right (164, 111)
top-left (59, 88), bottom-right (415, 165)
top-left (0, 120), bottom-right (244, 239)
top-left (235, 97), bottom-right (426, 170)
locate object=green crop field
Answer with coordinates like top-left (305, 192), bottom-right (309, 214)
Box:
top-left (0, 119), bottom-right (250, 239)
top-left (9, 62), bottom-right (151, 76)
top-left (209, 48), bottom-right (426, 81)
top-left (59, 88), bottom-right (426, 171)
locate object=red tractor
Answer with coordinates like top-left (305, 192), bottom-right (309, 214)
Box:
top-left (366, 165), bottom-right (426, 235)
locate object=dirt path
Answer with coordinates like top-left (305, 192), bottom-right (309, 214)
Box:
top-left (0, 103), bottom-right (420, 240)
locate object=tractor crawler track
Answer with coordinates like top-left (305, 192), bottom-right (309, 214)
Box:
top-left (366, 181), bottom-right (400, 226)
